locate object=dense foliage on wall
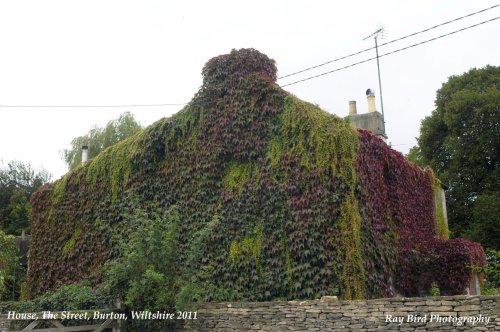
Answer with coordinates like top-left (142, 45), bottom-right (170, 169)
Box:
top-left (29, 49), bottom-right (484, 303)
top-left (408, 65), bottom-right (499, 249)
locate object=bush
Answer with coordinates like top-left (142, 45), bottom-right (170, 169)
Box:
top-left (428, 282), bottom-right (440, 296)
top-left (0, 230), bottom-right (21, 301)
top-left (104, 206), bottom-right (179, 311)
top-left (482, 249), bottom-right (500, 295)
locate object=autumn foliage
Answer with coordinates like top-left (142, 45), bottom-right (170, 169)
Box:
top-left (29, 49), bottom-right (484, 300)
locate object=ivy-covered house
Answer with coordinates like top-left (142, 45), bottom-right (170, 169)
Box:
top-left (28, 49), bottom-right (485, 301)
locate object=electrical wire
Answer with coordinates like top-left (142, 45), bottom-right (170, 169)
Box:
top-left (391, 143), bottom-right (416, 147)
top-left (281, 17), bottom-right (499, 87)
top-left (278, 3), bottom-right (500, 79)
top-left (1, 7), bottom-right (498, 108)
top-left (0, 103), bottom-right (187, 108)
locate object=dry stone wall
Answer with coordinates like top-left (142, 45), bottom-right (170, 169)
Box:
top-left (0, 296), bottom-right (498, 331)
top-left (190, 295), bottom-right (499, 331)
top-left (0, 320), bottom-right (8, 332)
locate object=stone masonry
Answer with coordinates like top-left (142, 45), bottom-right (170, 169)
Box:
top-left (1, 295), bottom-right (498, 331)
top-left (0, 320), bottom-right (8, 332)
top-left (189, 295), bottom-right (499, 331)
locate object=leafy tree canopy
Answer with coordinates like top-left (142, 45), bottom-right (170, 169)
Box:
top-left (409, 65), bottom-right (499, 247)
top-left (0, 229), bottom-right (20, 300)
top-left (62, 112), bottom-right (142, 170)
top-left (0, 161), bottom-right (51, 235)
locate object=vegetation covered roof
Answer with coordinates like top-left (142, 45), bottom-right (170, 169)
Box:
top-left (28, 49), bottom-right (484, 301)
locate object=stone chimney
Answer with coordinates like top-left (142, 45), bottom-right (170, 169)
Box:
top-left (346, 89), bottom-right (387, 141)
top-left (82, 145), bottom-right (89, 164)
top-left (349, 101), bottom-right (357, 115)
top-left (366, 89), bottom-right (376, 113)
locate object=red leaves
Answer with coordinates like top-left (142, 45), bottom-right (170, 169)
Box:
top-left (433, 238), bottom-right (485, 295)
top-left (356, 129), bottom-right (484, 296)
top-left (27, 50), bottom-right (486, 301)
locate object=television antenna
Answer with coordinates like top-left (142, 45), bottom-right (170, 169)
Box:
top-left (363, 28), bottom-right (386, 130)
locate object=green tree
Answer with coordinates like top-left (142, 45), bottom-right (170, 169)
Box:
top-left (411, 65), bottom-right (499, 247)
top-left (482, 249), bottom-right (500, 294)
top-left (0, 229), bottom-right (20, 300)
top-left (62, 112), bottom-right (142, 170)
top-left (0, 161), bottom-right (51, 235)
top-left (7, 189), bottom-right (32, 234)
top-left (406, 145), bottom-right (425, 167)
top-left (467, 193), bottom-right (499, 250)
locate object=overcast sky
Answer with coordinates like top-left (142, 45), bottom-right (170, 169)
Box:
top-left (1, 0), bottom-right (499, 180)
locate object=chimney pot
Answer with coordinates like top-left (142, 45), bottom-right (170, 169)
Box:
top-left (367, 89), bottom-right (377, 113)
top-left (82, 145), bottom-right (89, 164)
top-left (349, 101), bottom-right (357, 115)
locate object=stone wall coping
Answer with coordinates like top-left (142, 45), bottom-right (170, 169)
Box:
top-left (198, 295), bottom-right (500, 309)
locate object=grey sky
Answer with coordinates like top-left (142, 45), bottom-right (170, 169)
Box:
top-left (1, 0), bottom-right (499, 179)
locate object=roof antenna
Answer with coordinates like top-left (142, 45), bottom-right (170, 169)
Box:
top-left (363, 27), bottom-right (386, 134)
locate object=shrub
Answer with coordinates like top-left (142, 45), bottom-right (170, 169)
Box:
top-left (482, 249), bottom-right (500, 295)
top-left (103, 206), bottom-right (179, 311)
top-left (0, 230), bottom-right (21, 300)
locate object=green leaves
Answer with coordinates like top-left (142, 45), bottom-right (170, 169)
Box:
top-left (467, 193), bottom-right (500, 249)
top-left (62, 112), bottom-right (142, 170)
top-left (0, 160), bottom-right (50, 235)
top-left (28, 49), bottom-right (484, 304)
top-left (415, 65), bottom-right (500, 239)
top-left (222, 160), bottom-right (257, 194)
top-left (105, 206), bottom-right (180, 311)
top-left (0, 230), bottom-right (19, 300)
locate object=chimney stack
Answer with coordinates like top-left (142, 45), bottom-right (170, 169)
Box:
top-left (366, 89), bottom-right (376, 113)
top-left (349, 101), bottom-right (357, 115)
top-left (82, 145), bottom-right (89, 164)
top-left (347, 89), bottom-right (387, 142)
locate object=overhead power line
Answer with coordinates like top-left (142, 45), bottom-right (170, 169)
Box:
top-left (0, 103), bottom-right (187, 108)
top-left (391, 143), bottom-right (416, 147)
top-left (278, 3), bottom-right (500, 79)
top-left (281, 17), bottom-right (499, 87)
top-left (1, 6), bottom-right (498, 108)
